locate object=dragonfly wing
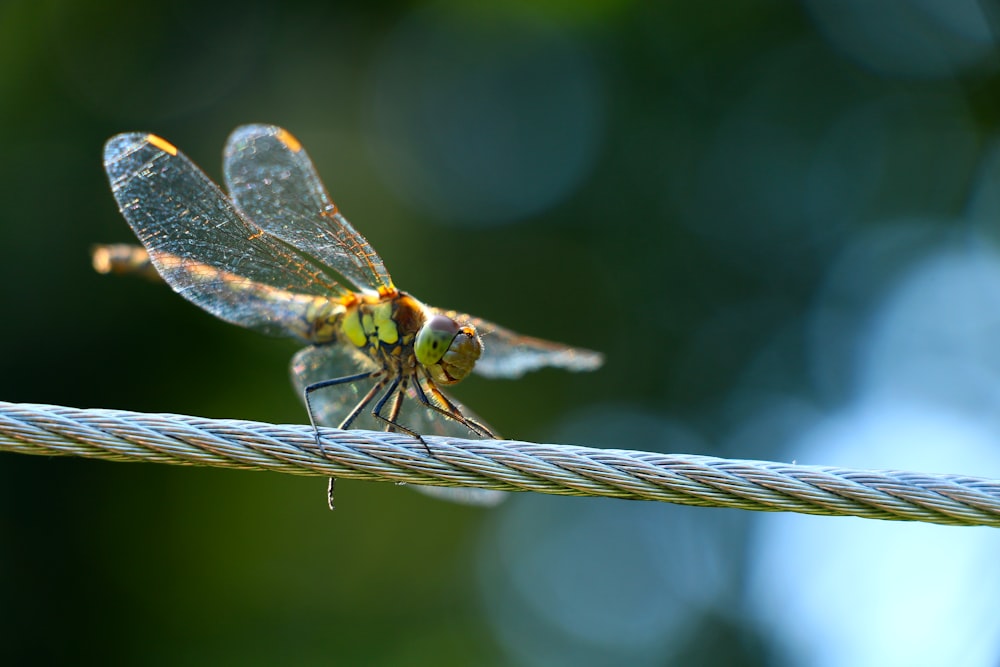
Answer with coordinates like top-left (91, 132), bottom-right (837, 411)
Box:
top-left (291, 345), bottom-right (506, 506)
top-left (224, 125), bottom-right (394, 295)
top-left (436, 310), bottom-right (604, 379)
top-left (104, 133), bottom-right (350, 338)
top-left (291, 344), bottom-right (381, 429)
top-left (404, 481), bottom-right (506, 506)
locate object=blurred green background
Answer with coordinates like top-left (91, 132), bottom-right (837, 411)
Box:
top-left (4, 1), bottom-right (1000, 665)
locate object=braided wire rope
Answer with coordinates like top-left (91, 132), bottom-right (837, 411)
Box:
top-left (2, 400), bottom-right (998, 526)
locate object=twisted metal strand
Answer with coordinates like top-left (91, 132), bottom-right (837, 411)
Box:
top-left (1, 401), bottom-right (998, 526)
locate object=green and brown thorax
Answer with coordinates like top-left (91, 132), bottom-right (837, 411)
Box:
top-left (336, 292), bottom-right (426, 374)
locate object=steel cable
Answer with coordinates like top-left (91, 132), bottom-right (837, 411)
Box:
top-left (1, 401), bottom-right (998, 526)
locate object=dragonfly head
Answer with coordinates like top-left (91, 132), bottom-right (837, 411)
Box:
top-left (415, 314), bottom-right (482, 385)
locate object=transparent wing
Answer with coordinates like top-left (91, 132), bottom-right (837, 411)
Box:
top-left (291, 345), bottom-right (506, 506)
top-left (434, 309), bottom-right (604, 379)
top-left (224, 125), bottom-right (394, 295)
top-left (290, 344), bottom-right (380, 429)
top-left (104, 133), bottom-right (351, 338)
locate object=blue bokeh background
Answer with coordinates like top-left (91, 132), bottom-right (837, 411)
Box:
top-left (2, 1), bottom-right (1000, 665)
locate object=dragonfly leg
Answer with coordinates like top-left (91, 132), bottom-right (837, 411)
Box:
top-left (386, 378), bottom-right (406, 426)
top-left (383, 379), bottom-right (426, 468)
top-left (304, 371), bottom-right (376, 444)
top-left (370, 375), bottom-right (429, 447)
top-left (370, 375), bottom-right (433, 455)
top-left (412, 371), bottom-right (498, 439)
top-left (303, 370), bottom-right (379, 511)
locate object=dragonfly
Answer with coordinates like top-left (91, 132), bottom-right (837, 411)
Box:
top-left (102, 124), bottom-right (603, 508)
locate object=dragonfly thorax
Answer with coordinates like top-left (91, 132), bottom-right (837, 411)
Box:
top-left (340, 293), bottom-right (483, 385)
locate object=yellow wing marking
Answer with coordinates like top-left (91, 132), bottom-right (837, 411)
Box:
top-left (146, 134), bottom-right (178, 156)
top-left (275, 128), bottom-right (302, 153)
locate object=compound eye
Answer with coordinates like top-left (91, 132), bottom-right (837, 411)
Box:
top-left (415, 314), bottom-right (460, 366)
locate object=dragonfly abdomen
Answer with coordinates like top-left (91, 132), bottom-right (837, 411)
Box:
top-left (300, 297), bottom-right (348, 343)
